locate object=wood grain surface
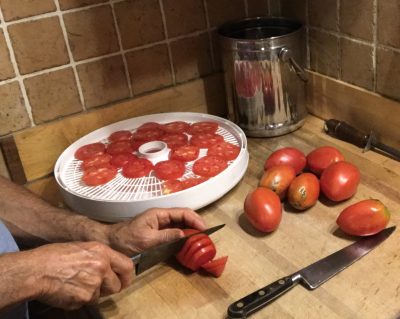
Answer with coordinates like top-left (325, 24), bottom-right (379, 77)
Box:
top-left (97, 116), bottom-right (400, 319)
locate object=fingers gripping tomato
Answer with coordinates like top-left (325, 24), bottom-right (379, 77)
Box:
top-left (264, 147), bottom-right (306, 174)
top-left (287, 173), bottom-right (320, 210)
top-left (336, 199), bottom-right (390, 236)
top-left (244, 188), bottom-right (282, 232)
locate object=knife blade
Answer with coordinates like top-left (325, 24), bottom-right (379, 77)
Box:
top-left (324, 119), bottom-right (400, 160)
top-left (227, 226), bottom-right (396, 319)
top-left (131, 224), bottom-right (225, 275)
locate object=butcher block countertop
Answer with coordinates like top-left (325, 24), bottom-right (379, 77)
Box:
top-left (98, 115), bottom-right (400, 319)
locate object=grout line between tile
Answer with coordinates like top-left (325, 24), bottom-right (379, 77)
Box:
top-left (372, 0), bottom-right (378, 92)
top-left (0, 8), bottom-right (34, 127)
top-left (337, 0), bottom-right (341, 79)
top-left (110, 1), bottom-right (133, 97)
top-left (267, 0), bottom-right (271, 15)
top-left (309, 26), bottom-right (374, 47)
top-left (244, 0), bottom-right (249, 17)
top-left (305, 0), bottom-right (310, 68)
top-left (54, 0), bottom-right (86, 111)
top-left (202, 0), bottom-right (216, 71)
top-left (158, 0), bottom-right (176, 85)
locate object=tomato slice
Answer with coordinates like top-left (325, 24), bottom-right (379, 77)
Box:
top-left (162, 121), bottom-right (189, 134)
top-left (192, 156), bottom-right (228, 177)
top-left (162, 180), bottom-right (184, 195)
top-left (170, 145), bottom-right (200, 162)
top-left (106, 141), bottom-right (133, 155)
top-left (131, 140), bottom-right (147, 151)
top-left (201, 256), bottom-right (228, 277)
top-left (108, 130), bottom-right (132, 143)
top-left (137, 122), bottom-right (162, 132)
top-left (122, 158), bottom-right (154, 178)
top-left (190, 133), bottom-right (224, 148)
top-left (81, 153), bottom-right (112, 170)
top-left (75, 143), bottom-right (106, 160)
top-left (181, 177), bottom-right (208, 190)
top-left (207, 141), bottom-right (240, 161)
top-left (176, 233), bottom-right (208, 264)
top-left (154, 160), bottom-right (186, 180)
top-left (160, 133), bottom-right (188, 149)
top-left (186, 245), bottom-right (216, 271)
top-left (82, 163), bottom-right (117, 186)
top-left (183, 237), bottom-right (214, 262)
top-left (110, 153), bottom-right (137, 168)
top-left (188, 122), bottom-right (219, 135)
top-left (132, 128), bottom-right (164, 141)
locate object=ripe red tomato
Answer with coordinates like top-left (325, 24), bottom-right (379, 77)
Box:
top-left (170, 145), bottom-right (200, 162)
top-left (81, 153), bottom-right (112, 170)
top-left (82, 163), bottom-right (117, 186)
top-left (75, 143), bottom-right (105, 160)
top-left (207, 141), bottom-right (240, 161)
top-left (320, 161), bottom-right (360, 201)
top-left (176, 230), bottom-right (216, 271)
top-left (162, 121), bottom-right (189, 134)
top-left (108, 130), bottom-right (132, 143)
top-left (306, 146), bottom-right (345, 176)
top-left (244, 188), bottom-right (282, 232)
top-left (122, 158), bottom-right (153, 178)
top-left (336, 199), bottom-right (390, 236)
top-left (264, 147), bottom-right (306, 174)
top-left (190, 133), bottom-right (224, 149)
top-left (154, 160), bottom-right (186, 180)
top-left (201, 256), bottom-right (228, 277)
top-left (259, 165), bottom-right (296, 200)
top-left (287, 173), bottom-right (320, 210)
top-left (188, 121), bottom-right (219, 135)
top-left (192, 156), bottom-right (228, 177)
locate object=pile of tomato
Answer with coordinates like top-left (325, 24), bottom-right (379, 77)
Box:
top-left (244, 146), bottom-right (391, 237)
top-left (73, 121), bottom-right (241, 191)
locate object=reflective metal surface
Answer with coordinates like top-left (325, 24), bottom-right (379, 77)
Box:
top-left (218, 17), bottom-right (307, 137)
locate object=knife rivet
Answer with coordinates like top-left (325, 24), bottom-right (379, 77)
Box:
top-left (258, 290), bottom-right (265, 296)
top-left (278, 280), bottom-right (285, 285)
top-left (236, 302), bottom-right (244, 308)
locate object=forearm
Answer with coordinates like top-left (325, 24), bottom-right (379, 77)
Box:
top-left (0, 176), bottom-right (110, 246)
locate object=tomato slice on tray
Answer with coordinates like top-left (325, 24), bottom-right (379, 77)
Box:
top-left (170, 145), bottom-right (200, 162)
top-left (81, 153), bottom-right (112, 170)
top-left (190, 133), bottom-right (224, 149)
top-left (122, 158), bottom-right (154, 178)
top-left (136, 122), bottom-right (162, 132)
top-left (160, 133), bottom-right (188, 149)
top-left (154, 160), bottom-right (186, 180)
top-left (162, 180), bottom-right (184, 195)
top-left (110, 153), bottom-right (137, 168)
top-left (162, 121), bottom-right (189, 134)
top-left (106, 141), bottom-right (133, 155)
top-left (207, 141), bottom-right (240, 161)
top-left (108, 130), bottom-right (132, 143)
top-left (201, 256), bottom-right (228, 277)
top-left (132, 128), bottom-right (164, 141)
top-left (181, 177), bottom-right (208, 189)
top-left (82, 163), bottom-right (118, 186)
top-left (188, 121), bottom-right (219, 135)
top-left (192, 155), bottom-right (228, 177)
top-left (75, 143), bottom-right (106, 160)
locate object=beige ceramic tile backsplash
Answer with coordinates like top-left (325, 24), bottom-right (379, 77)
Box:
top-left (0, 0), bottom-right (400, 139)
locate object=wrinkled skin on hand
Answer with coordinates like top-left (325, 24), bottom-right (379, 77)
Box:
top-left (32, 241), bottom-right (133, 310)
top-left (107, 208), bottom-right (206, 256)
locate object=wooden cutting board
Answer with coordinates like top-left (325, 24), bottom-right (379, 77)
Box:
top-left (98, 116), bottom-right (400, 319)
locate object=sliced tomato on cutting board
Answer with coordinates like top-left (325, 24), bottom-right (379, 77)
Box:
top-left (162, 121), bottom-right (189, 134)
top-left (82, 163), bottom-right (117, 186)
top-left (81, 153), bottom-right (112, 170)
top-left (188, 121), bottom-right (219, 135)
top-left (75, 143), bottom-right (106, 160)
top-left (108, 130), bottom-right (132, 143)
top-left (190, 133), bottom-right (224, 149)
top-left (192, 155), bottom-right (228, 177)
top-left (207, 141), bottom-right (240, 161)
top-left (170, 145), bottom-right (200, 162)
top-left (154, 160), bottom-right (186, 180)
top-left (201, 256), bottom-right (228, 278)
top-left (122, 158), bottom-right (154, 178)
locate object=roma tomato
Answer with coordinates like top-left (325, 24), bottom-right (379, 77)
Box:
top-left (336, 199), bottom-right (390, 236)
top-left (244, 188), bottom-right (282, 232)
top-left (264, 147), bottom-right (306, 174)
top-left (259, 165), bottom-right (296, 200)
top-left (287, 173), bottom-right (320, 210)
top-left (306, 146), bottom-right (345, 176)
top-left (320, 161), bottom-right (360, 201)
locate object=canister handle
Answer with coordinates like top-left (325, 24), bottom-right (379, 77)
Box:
top-left (279, 48), bottom-right (308, 82)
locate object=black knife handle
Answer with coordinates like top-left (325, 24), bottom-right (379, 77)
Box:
top-left (324, 119), bottom-right (369, 148)
top-left (227, 275), bottom-right (300, 318)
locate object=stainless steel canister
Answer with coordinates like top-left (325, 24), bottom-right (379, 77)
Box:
top-left (218, 17), bottom-right (308, 137)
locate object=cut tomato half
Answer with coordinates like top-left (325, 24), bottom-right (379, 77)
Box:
top-left (82, 163), bottom-right (117, 186)
top-left (170, 145), bottom-right (200, 162)
top-left (188, 122), bottom-right (219, 135)
top-left (81, 153), bottom-right (112, 170)
top-left (192, 155), bottom-right (228, 177)
top-left (190, 133), bottom-right (224, 149)
top-left (75, 143), bottom-right (106, 160)
top-left (162, 121), bottom-right (189, 134)
top-left (207, 141), bottom-right (240, 161)
top-left (201, 256), bottom-right (228, 277)
top-left (110, 153), bottom-right (137, 168)
top-left (108, 130), bottom-right (132, 143)
top-left (160, 133), bottom-right (188, 149)
top-left (106, 141), bottom-right (133, 155)
top-left (122, 158), bottom-right (154, 178)
top-left (154, 160), bottom-right (185, 180)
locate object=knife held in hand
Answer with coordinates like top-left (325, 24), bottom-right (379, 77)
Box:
top-left (131, 224), bottom-right (225, 275)
top-left (227, 226), bottom-right (395, 319)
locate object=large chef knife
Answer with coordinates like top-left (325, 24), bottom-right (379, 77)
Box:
top-left (131, 224), bottom-right (224, 275)
top-left (227, 226), bottom-right (396, 318)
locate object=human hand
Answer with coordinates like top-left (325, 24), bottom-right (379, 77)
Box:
top-left (30, 242), bottom-right (133, 310)
top-left (106, 207), bottom-right (206, 255)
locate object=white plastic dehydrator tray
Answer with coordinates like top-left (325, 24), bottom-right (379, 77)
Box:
top-left (54, 112), bottom-right (249, 222)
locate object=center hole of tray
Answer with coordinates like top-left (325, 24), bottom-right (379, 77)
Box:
top-left (138, 141), bottom-right (168, 159)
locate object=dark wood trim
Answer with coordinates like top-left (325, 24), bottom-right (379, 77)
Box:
top-left (0, 136), bottom-right (27, 185)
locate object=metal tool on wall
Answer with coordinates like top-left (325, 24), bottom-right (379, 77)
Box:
top-left (324, 119), bottom-right (400, 160)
